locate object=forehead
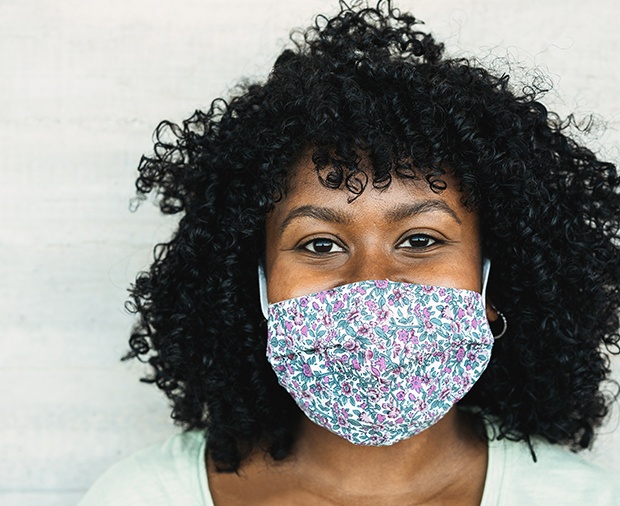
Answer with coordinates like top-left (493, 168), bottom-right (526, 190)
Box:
top-left (280, 153), bottom-right (467, 209)
top-left (268, 153), bottom-right (477, 230)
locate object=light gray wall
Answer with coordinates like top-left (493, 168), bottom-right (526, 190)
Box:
top-left (1, 1), bottom-right (619, 504)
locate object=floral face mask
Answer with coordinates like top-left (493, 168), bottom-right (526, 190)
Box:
top-left (260, 262), bottom-right (494, 446)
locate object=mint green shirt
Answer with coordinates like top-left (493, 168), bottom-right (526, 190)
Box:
top-left (79, 430), bottom-right (619, 505)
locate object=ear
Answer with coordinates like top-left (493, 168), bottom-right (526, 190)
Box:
top-left (486, 301), bottom-right (499, 323)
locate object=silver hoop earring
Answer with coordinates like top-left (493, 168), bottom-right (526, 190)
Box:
top-left (492, 308), bottom-right (508, 340)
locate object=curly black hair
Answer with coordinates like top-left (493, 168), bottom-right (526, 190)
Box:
top-left (125, 1), bottom-right (620, 472)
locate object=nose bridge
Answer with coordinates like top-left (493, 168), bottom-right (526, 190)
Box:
top-left (347, 244), bottom-right (400, 284)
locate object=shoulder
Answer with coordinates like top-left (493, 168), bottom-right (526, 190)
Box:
top-left (78, 431), bottom-right (213, 506)
top-left (483, 430), bottom-right (620, 505)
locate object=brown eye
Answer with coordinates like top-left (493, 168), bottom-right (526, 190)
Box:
top-left (303, 238), bottom-right (345, 254)
top-left (399, 234), bottom-right (438, 249)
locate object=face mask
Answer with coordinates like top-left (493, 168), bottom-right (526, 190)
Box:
top-left (260, 262), bottom-right (494, 446)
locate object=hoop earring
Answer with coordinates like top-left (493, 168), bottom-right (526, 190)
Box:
top-left (491, 307), bottom-right (508, 340)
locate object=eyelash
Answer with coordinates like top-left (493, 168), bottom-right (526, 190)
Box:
top-left (300, 238), bottom-right (345, 254)
top-left (300, 233), bottom-right (441, 254)
top-left (397, 233), bottom-right (441, 250)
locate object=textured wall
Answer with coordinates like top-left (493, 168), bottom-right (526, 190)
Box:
top-left (1, 1), bottom-right (619, 504)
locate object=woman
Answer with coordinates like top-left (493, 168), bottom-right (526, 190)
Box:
top-left (80, 2), bottom-right (620, 504)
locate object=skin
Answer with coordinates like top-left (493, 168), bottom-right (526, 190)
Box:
top-left (208, 154), bottom-right (497, 505)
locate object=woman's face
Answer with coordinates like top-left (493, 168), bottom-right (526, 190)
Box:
top-left (265, 155), bottom-right (487, 311)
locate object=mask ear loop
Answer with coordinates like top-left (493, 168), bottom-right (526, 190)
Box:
top-left (481, 258), bottom-right (507, 339)
top-left (258, 263), bottom-right (269, 320)
top-left (481, 257), bottom-right (491, 304)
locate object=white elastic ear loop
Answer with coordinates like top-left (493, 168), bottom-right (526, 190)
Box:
top-left (481, 258), bottom-right (491, 305)
top-left (258, 263), bottom-right (269, 319)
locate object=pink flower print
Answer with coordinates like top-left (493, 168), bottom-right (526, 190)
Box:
top-left (392, 344), bottom-right (402, 360)
top-left (360, 412), bottom-right (373, 424)
top-left (341, 382), bottom-right (353, 396)
top-left (347, 309), bottom-right (360, 322)
top-left (293, 314), bottom-right (303, 326)
top-left (333, 300), bottom-right (344, 312)
top-left (365, 299), bottom-right (378, 311)
top-left (441, 306), bottom-right (454, 320)
top-left (354, 285), bottom-right (368, 295)
top-left (456, 347), bottom-right (465, 361)
top-left (301, 325), bottom-right (308, 337)
top-left (343, 340), bottom-right (359, 352)
top-left (367, 387), bottom-right (380, 402)
top-left (410, 376), bottom-right (423, 392)
top-left (337, 416), bottom-right (348, 427)
top-left (422, 285), bottom-right (434, 294)
top-left (322, 314), bottom-right (333, 326)
top-left (317, 292), bottom-right (328, 303)
top-left (376, 308), bottom-right (389, 321)
top-left (457, 308), bottom-right (466, 319)
top-left (351, 358), bottom-right (361, 370)
top-left (300, 297), bottom-right (309, 307)
top-left (387, 407), bottom-right (401, 419)
top-left (439, 288), bottom-right (446, 296)
top-left (375, 356), bottom-right (386, 372)
top-left (376, 413), bottom-right (386, 423)
top-left (312, 301), bottom-right (320, 310)
top-left (374, 279), bottom-right (389, 289)
top-left (357, 324), bottom-right (371, 336)
top-left (285, 321), bottom-right (293, 332)
top-left (302, 363), bottom-right (312, 377)
top-left (364, 349), bottom-right (374, 362)
top-left (404, 342), bottom-right (417, 358)
top-left (396, 390), bottom-right (406, 401)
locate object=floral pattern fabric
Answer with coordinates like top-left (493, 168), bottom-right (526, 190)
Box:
top-left (266, 280), bottom-right (494, 446)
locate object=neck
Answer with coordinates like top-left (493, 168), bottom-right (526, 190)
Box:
top-left (290, 408), bottom-right (487, 502)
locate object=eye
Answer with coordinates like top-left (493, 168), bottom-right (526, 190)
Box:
top-left (301, 238), bottom-right (345, 254)
top-left (398, 234), bottom-right (439, 250)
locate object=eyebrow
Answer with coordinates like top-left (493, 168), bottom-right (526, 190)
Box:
top-left (279, 199), bottom-right (461, 236)
top-left (385, 200), bottom-right (462, 225)
top-left (279, 205), bottom-right (351, 235)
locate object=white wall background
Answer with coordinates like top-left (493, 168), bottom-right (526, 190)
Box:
top-left (1, 1), bottom-right (619, 504)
